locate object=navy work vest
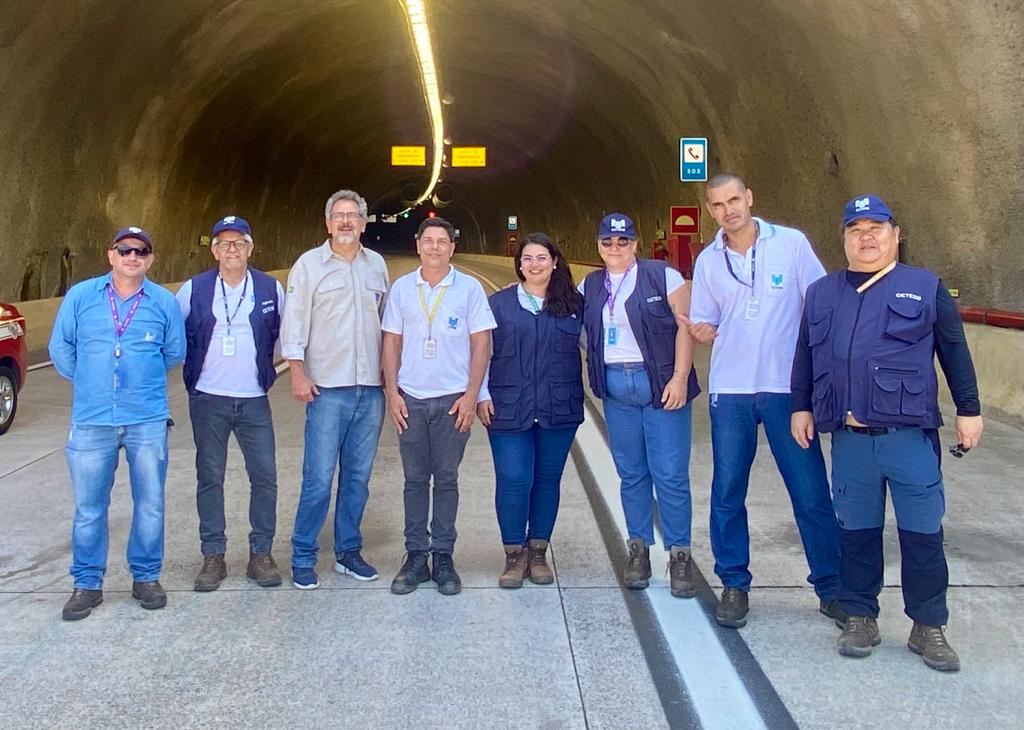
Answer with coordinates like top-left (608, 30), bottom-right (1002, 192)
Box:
top-left (803, 263), bottom-right (942, 432)
top-left (183, 268), bottom-right (281, 394)
top-left (582, 259), bottom-right (701, 408)
top-left (486, 286), bottom-right (585, 431)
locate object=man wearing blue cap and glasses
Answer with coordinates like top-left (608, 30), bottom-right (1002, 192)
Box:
top-left (176, 216), bottom-right (285, 592)
top-left (791, 194), bottom-right (983, 671)
top-left (49, 226), bottom-right (185, 620)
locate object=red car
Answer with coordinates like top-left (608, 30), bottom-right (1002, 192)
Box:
top-left (0, 302), bottom-right (27, 435)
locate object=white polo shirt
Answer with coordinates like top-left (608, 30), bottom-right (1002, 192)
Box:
top-left (176, 272), bottom-right (285, 398)
top-left (382, 265), bottom-right (496, 399)
top-left (689, 217), bottom-right (826, 394)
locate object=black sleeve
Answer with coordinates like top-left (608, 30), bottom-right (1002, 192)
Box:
top-left (933, 280), bottom-right (981, 416)
top-left (790, 308), bottom-right (814, 412)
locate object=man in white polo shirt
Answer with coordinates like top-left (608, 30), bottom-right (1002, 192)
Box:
top-left (382, 216), bottom-right (496, 596)
top-left (683, 173), bottom-right (842, 629)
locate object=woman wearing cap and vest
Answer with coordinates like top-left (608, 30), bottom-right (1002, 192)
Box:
top-left (580, 212), bottom-right (702, 597)
top-left (477, 233), bottom-right (584, 588)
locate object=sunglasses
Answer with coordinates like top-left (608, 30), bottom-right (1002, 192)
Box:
top-left (112, 245), bottom-right (152, 258)
top-left (599, 238), bottom-right (632, 249)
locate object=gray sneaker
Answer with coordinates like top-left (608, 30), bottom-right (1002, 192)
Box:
top-left (715, 587), bottom-right (749, 628)
top-left (837, 615), bottom-right (881, 658)
top-left (908, 622), bottom-right (960, 672)
top-left (623, 539), bottom-right (651, 589)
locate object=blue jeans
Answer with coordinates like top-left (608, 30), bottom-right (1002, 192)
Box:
top-left (188, 392), bottom-right (278, 556)
top-left (708, 393), bottom-right (840, 598)
top-left (487, 423), bottom-right (578, 545)
top-left (603, 363), bottom-right (693, 549)
top-left (65, 420), bottom-right (169, 589)
top-left (291, 385), bottom-right (384, 568)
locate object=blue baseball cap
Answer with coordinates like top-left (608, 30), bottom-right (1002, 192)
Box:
top-left (111, 226), bottom-right (153, 249)
top-left (598, 213), bottom-right (637, 239)
top-left (211, 215), bottom-right (252, 239)
top-left (843, 195), bottom-right (895, 226)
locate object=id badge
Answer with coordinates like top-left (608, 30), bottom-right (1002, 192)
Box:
top-left (423, 338), bottom-right (437, 359)
top-left (222, 336), bottom-right (236, 356)
top-left (606, 326), bottom-right (618, 346)
top-left (744, 299), bottom-right (761, 320)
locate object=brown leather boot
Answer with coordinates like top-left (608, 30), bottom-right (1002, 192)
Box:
top-left (194, 554), bottom-right (227, 592)
top-left (499, 545), bottom-right (529, 589)
top-left (246, 552), bottom-right (282, 587)
top-left (527, 539), bottom-right (554, 585)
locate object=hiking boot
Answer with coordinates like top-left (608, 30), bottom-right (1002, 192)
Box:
top-left (335, 550), bottom-right (379, 582)
top-left (908, 622), bottom-right (960, 672)
top-left (837, 615), bottom-right (881, 658)
top-left (499, 545), bottom-right (529, 589)
top-left (715, 587), bottom-right (749, 628)
top-left (132, 581), bottom-right (167, 610)
top-left (668, 546), bottom-right (696, 598)
top-left (194, 554), bottom-right (227, 592)
top-left (62, 588), bottom-right (103, 621)
top-left (390, 551), bottom-right (430, 595)
top-left (819, 598), bottom-right (849, 629)
top-left (247, 552), bottom-right (282, 587)
top-left (527, 539), bottom-right (555, 585)
top-left (623, 538), bottom-right (651, 589)
top-left (432, 552), bottom-right (462, 596)
top-left (291, 566), bottom-right (320, 590)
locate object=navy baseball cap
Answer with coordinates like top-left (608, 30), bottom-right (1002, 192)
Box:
top-left (598, 213), bottom-right (637, 239)
top-left (111, 226), bottom-right (153, 249)
top-left (843, 195), bottom-right (895, 226)
top-left (211, 215), bottom-right (252, 239)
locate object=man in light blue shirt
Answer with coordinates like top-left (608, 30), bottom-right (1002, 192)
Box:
top-left (49, 226), bottom-right (185, 620)
top-left (683, 174), bottom-right (842, 630)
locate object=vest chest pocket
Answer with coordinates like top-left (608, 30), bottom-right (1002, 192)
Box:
top-left (808, 310), bottom-right (832, 348)
top-left (870, 363), bottom-right (927, 420)
top-left (553, 317), bottom-right (582, 353)
top-left (885, 299), bottom-right (929, 343)
top-left (492, 328), bottom-right (517, 359)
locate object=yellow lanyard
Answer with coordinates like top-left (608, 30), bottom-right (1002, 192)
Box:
top-left (417, 281), bottom-right (449, 336)
top-left (855, 261), bottom-right (897, 294)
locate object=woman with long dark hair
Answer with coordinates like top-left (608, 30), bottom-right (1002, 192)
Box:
top-left (477, 233), bottom-right (584, 588)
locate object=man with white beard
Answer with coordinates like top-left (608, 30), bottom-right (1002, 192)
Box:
top-left (280, 189), bottom-right (390, 589)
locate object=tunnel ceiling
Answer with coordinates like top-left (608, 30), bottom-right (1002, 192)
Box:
top-left (1, 0), bottom-right (1021, 308)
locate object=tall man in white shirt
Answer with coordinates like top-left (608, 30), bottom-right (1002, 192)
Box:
top-left (281, 189), bottom-right (390, 590)
top-left (382, 216), bottom-right (496, 596)
top-left (178, 216), bottom-right (285, 591)
top-left (684, 174), bottom-right (842, 629)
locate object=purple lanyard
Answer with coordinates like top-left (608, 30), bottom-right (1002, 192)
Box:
top-left (107, 284), bottom-right (145, 358)
top-left (220, 274), bottom-right (249, 336)
top-left (604, 261), bottom-right (636, 321)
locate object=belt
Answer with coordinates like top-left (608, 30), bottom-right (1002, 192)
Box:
top-left (844, 425), bottom-right (898, 436)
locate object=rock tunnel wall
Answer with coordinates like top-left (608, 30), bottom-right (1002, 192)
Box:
top-left (0, 0), bottom-right (1021, 308)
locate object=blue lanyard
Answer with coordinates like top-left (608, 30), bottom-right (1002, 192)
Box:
top-left (723, 246), bottom-right (755, 292)
top-left (219, 274), bottom-right (249, 336)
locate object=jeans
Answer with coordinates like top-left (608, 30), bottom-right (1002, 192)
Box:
top-left (188, 392), bottom-right (278, 556)
top-left (398, 392), bottom-right (471, 554)
top-left (291, 385), bottom-right (384, 568)
top-left (708, 392), bottom-right (840, 598)
top-left (65, 420), bottom-right (169, 589)
top-left (602, 363), bottom-right (693, 549)
top-left (487, 423), bottom-right (578, 545)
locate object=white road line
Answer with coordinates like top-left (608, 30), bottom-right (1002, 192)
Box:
top-left (574, 413), bottom-right (768, 730)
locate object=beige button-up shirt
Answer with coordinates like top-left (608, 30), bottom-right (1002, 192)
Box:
top-left (281, 241), bottom-right (390, 387)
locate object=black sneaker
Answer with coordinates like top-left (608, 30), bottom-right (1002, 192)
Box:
top-left (132, 580), bottom-right (167, 610)
top-left (715, 587), bottom-right (749, 628)
top-left (820, 598), bottom-right (849, 629)
top-left (62, 588), bottom-right (103, 621)
top-left (432, 552), bottom-right (462, 596)
top-left (390, 551), bottom-right (430, 595)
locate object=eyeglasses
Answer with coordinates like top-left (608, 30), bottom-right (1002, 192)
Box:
top-left (329, 212), bottom-right (363, 221)
top-left (112, 245), bottom-right (151, 258)
top-left (520, 255), bottom-right (552, 265)
top-left (212, 239), bottom-right (251, 251)
top-left (599, 238), bottom-right (633, 249)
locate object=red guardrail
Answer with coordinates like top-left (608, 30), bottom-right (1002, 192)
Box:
top-left (959, 307), bottom-right (1024, 330)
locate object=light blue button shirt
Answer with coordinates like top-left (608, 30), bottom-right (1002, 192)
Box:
top-left (49, 273), bottom-right (186, 425)
top-left (689, 217), bottom-right (826, 394)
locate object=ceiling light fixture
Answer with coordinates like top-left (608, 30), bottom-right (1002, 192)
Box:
top-left (399, 0), bottom-right (444, 210)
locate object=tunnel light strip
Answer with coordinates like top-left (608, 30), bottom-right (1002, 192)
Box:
top-left (400, 0), bottom-right (444, 209)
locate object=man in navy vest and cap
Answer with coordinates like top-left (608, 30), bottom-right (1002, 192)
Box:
top-left (791, 194), bottom-right (983, 672)
top-left (176, 216), bottom-right (285, 591)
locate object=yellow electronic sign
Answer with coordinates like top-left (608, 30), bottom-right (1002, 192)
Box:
top-left (391, 146), bottom-right (427, 166)
top-left (451, 146), bottom-right (487, 167)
